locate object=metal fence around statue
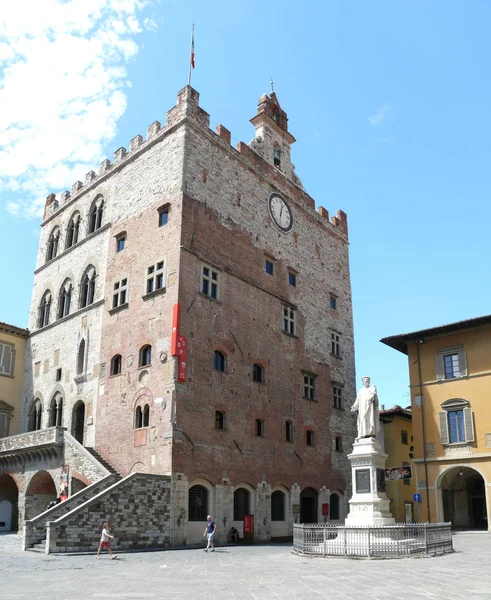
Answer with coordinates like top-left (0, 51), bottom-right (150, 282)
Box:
top-left (293, 523), bottom-right (453, 558)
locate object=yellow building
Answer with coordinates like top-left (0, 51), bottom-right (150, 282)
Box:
top-left (0, 321), bottom-right (28, 438)
top-left (380, 406), bottom-right (416, 523)
top-left (382, 315), bottom-right (491, 531)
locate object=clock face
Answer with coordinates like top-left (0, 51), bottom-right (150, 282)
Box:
top-left (268, 192), bottom-right (293, 233)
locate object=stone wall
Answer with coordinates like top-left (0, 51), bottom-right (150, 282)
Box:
top-left (46, 473), bottom-right (171, 553)
top-left (24, 473), bottom-right (117, 549)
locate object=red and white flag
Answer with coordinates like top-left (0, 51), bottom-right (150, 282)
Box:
top-left (190, 25), bottom-right (195, 69)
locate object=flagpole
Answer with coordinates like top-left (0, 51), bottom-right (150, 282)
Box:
top-left (188, 23), bottom-right (195, 86)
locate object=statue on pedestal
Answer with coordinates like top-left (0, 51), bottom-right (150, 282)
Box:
top-left (351, 376), bottom-right (380, 439)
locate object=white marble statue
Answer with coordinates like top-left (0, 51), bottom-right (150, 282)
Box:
top-left (351, 376), bottom-right (380, 439)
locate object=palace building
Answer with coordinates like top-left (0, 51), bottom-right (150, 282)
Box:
top-left (0, 86), bottom-right (357, 550)
top-left (382, 315), bottom-right (491, 531)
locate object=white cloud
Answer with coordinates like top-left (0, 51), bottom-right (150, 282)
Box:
top-left (144, 17), bottom-right (159, 32)
top-left (368, 104), bottom-right (398, 127)
top-left (0, 0), bottom-right (155, 219)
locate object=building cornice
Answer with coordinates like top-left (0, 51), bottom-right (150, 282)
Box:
top-left (0, 322), bottom-right (29, 339)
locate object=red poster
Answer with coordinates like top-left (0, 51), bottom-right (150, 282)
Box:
top-left (244, 514), bottom-right (254, 533)
top-left (322, 503), bottom-right (329, 516)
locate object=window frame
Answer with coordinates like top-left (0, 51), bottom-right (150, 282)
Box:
top-left (285, 420), bottom-right (293, 442)
top-left (288, 271), bottom-right (296, 287)
top-left (333, 385), bottom-right (343, 409)
top-left (282, 306), bottom-right (296, 336)
top-left (330, 332), bottom-right (341, 357)
top-left (265, 259), bottom-right (274, 276)
top-left (329, 295), bottom-right (337, 310)
top-left (306, 429), bottom-right (314, 446)
top-left (110, 354), bottom-right (122, 376)
top-left (213, 350), bottom-right (226, 372)
top-left (0, 342), bottom-right (15, 377)
top-left (439, 398), bottom-right (474, 445)
top-left (215, 410), bottom-right (225, 430)
top-left (116, 233), bottom-right (126, 253)
top-left (401, 430), bottom-right (408, 445)
top-left (436, 346), bottom-right (467, 381)
top-left (139, 345), bottom-right (152, 368)
top-left (112, 278), bottom-right (128, 309)
top-left (335, 436), bottom-right (343, 452)
top-left (158, 204), bottom-right (170, 227)
top-left (271, 490), bottom-right (286, 522)
top-left (303, 373), bottom-right (316, 401)
top-left (255, 418), bottom-right (264, 437)
top-left (188, 484), bottom-right (209, 522)
top-left (252, 363), bottom-right (264, 383)
top-left (145, 261), bottom-right (165, 296)
top-left (201, 264), bottom-right (219, 300)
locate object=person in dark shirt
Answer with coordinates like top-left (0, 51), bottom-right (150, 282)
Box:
top-left (203, 515), bottom-right (216, 552)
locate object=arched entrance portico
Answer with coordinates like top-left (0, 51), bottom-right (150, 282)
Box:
top-left (300, 487), bottom-right (318, 523)
top-left (25, 471), bottom-right (57, 521)
top-left (438, 466), bottom-right (488, 530)
top-left (0, 474), bottom-right (19, 531)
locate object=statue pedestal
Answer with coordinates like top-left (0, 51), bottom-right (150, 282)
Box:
top-left (345, 437), bottom-right (395, 527)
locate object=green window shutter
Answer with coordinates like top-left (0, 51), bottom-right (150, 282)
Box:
top-left (458, 350), bottom-right (468, 377)
top-left (439, 411), bottom-right (449, 445)
top-left (436, 354), bottom-right (444, 381)
top-left (463, 407), bottom-right (475, 442)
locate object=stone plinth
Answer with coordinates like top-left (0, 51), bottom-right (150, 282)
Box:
top-left (345, 437), bottom-right (395, 527)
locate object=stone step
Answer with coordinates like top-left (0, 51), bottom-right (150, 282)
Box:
top-left (84, 447), bottom-right (120, 477)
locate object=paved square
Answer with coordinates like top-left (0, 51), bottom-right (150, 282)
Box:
top-left (1, 533), bottom-right (491, 600)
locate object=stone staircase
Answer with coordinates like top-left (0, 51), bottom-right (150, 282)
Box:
top-left (84, 448), bottom-right (121, 479)
top-left (25, 438), bottom-right (122, 553)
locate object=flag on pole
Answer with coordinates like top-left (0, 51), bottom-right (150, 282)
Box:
top-left (190, 25), bottom-right (195, 69)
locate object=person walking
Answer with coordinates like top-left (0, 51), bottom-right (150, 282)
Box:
top-left (203, 515), bottom-right (216, 552)
top-left (96, 522), bottom-right (117, 559)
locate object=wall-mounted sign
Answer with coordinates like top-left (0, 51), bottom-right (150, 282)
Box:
top-left (385, 466), bottom-right (412, 481)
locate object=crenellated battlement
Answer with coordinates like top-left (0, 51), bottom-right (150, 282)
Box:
top-left (42, 85), bottom-right (348, 237)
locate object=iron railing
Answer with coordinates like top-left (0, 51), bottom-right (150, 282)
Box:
top-left (293, 523), bottom-right (453, 558)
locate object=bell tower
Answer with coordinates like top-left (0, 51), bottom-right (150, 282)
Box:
top-left (249, 91), bottom-right (297, 182)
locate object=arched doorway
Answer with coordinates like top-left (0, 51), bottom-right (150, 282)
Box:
top-left (0, 475), bottom-right (19, 531)
top-left (300, 487), bottom-right (318, 523)
top-left (440, 466), bottom-right (487, 530)
top-left (329, 492), bottom-right (342, 521)
top-left (72, 401), bottom-right (85, 444)
top-left (25, 471), bottom-right (57, 521)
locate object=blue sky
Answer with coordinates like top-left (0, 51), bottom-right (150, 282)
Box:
top-left (1, 0), bottom-right (490, 408)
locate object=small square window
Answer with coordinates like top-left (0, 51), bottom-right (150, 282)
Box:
top-left (330, 295), bottom-right (337, 310)
top-left (116, 234), bottom-right (126, 252)
top-left (265, 260), bottom-right (274, 275)
top-left (158, 207), bottom-right (169, 227)
top-left (289, 272), bottom-right (296, 287)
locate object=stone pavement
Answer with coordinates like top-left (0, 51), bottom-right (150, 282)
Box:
top-left (1, 532), bottom-right (491, 600)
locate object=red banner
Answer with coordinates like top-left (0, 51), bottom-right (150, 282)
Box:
top-left (171, 304), bottom-right (187, 382)
top-left (244, 514), bottom-right (254, 534)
